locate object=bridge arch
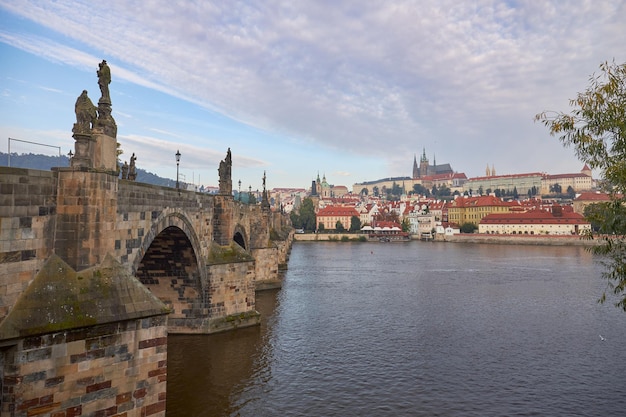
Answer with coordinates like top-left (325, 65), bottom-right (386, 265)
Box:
top-left (131, 209), bottom-right (208, 325)
top-left (233, 223), bottom-right (249, 250)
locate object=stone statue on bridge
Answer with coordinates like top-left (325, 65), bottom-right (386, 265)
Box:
top-left (128, 153), bottom-right (137, 181)
top-left (218, 148), bottom-right (232, 194)
top-left (121, 160), bottom-right (129, 179)
top-left (72, 90), bottom-right (97, 134)
top-left (97, 59), bottom-right (111, 103)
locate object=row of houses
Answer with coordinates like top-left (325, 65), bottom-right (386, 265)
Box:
top-left (307, 191), bottom-right (607, 238)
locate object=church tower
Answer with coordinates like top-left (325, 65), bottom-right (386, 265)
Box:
top-left (412, 154), bottom-right (419, 179)
top-left (419, 148), bottom-right (429, 178)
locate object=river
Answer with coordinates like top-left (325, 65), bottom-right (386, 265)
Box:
top-left (167, 242), bottom-right (626, 416)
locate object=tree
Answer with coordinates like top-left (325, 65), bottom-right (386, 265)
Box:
top-left (373, 186), bottom-right (379, 197)
top-left (291, 197), bottom-right (316, 231)
top-left (437, 185), bottom-right (451, 197)
top-left (550, 183), bottom-right (562, 194)
top-left (360, 187), bottom-right (368, 196)
top-left (401, 218), bottom-right (410, 233)
top-left (460, 222), bottom-right (477, 233)
top-left (349, 215), bottom-right (361, 232)
top-left (535, 60), bottom-right (626, 311)
top-left (335, 220), bottom-right (345, 232)
top-left (566, 186), bottom-right (576, 199)
top-left (413, 183), bottom-right (430, 197)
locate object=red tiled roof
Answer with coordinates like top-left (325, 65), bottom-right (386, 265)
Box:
top-left (450, 195), bottom-right (516, 208)
top-left (574, 192), bottom-right (611, 201)
top-left (544, 173), bottom-right (590, 180)
top-left (317, 206), bottom-right (360, 217)
top-left (469, 172), bottom-right (543, 181)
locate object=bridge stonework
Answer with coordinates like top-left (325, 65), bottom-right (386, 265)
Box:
top-left (0, 110), bottom-right (292, 416)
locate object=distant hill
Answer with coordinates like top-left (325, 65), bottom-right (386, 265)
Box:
top-left (0, 152), bottom-right (175, 187)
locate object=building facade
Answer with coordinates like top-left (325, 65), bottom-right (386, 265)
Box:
top-left (463, 172), bottom-right (544, 196)
top-left (448, 195), bottom-right (515, 226)
top-left (479, 205), bottom-right (591, 235)
top-left (316, 205), bottom-right (360, 230)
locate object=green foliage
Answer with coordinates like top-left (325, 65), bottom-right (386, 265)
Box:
top-left (335, 220), bottom-right (345, 232)
top-left (536, 60), bottom-right (626, 310)
top-left (386, 182), bottom-right (404, 199)
top-left (349, 215), bottom-right (361, 232)
top-left (550, 183), bottom-right (562, 194)
top-left (290, 198), bottom-right (316, 231)
top-left (401, 218), bottom-right (410, 233)
top-left (208, 243), bottom-right (254, 264)
top-left (460, 222), bottom-right (477, 233)
top-left (412, 183), bottom-right (430, 197)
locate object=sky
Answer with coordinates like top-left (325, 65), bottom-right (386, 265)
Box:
top-left (1, 1), bottom-right (625, 191)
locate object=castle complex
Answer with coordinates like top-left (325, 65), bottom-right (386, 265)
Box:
top-left (352, 149), bottom-right (460, 195)
top-left (412, 148), bottom-right (454, 179)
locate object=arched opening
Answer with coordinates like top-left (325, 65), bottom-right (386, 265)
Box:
top-left (136, 226), bottom-right (201, 320)
top-left (234, 231), bottom-right (246, 249)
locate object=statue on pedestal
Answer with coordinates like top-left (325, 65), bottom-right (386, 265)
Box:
top-left (128, 153), bottom-right (137, 181)
top-left (97, 60), bottom-right (111, 102)
top-left (218, 148), bottom-right (232, 194)
top-left (73, 90), bottom-right (97, 134)
top-left (121, 161), bottom-right (129, 179)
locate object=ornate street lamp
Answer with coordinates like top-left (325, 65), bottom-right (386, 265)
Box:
top-left (67, 150), bottom-right (73, 166)
top-left (238, 180), bottom-right (242, 201)
top-left (175, 150), bottom-right (181, 192)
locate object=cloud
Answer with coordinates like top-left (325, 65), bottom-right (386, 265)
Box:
top-left (119, 133), bottom-right (267, 171)
top-left (1, 0), bottom-right (625, 182)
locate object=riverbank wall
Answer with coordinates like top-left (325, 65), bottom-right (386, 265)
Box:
top-left (294, 232), bottom-right (600, 246)
top-left (437, 233), bottom-right (599, 246)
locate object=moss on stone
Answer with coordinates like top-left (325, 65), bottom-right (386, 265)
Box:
top-left (0, 254), bottom-right (168, 341)
top-left (207, 241), bottom-right (254, 264)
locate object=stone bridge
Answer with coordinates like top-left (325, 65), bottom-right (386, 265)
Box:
top-left (0, 66), bottom-right (293, 416)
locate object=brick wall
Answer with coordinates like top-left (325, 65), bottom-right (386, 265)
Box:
top-left (1, 317), bottom-right (167, 417)
top-left (0, 168), bottom-right (57, 321)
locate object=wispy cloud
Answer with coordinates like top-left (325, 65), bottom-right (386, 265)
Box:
top-left (120, 133), bottom-right (267, 171)
top-left (1, 0), bottom-right (625, 182)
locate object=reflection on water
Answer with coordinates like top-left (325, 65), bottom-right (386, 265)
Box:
top-left (166, 289), bottom-right (279, 417)
top-left (167, 242), bottom-right (626, 417)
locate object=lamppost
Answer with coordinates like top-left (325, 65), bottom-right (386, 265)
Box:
top-left (238, 180), bottom-right (241, 201)
top-left (248, 185), bottom-right (252, 205)
top-left (175, 150), bottom-right (181, 193)
top-left (67, 150), bottom-right (73, 166)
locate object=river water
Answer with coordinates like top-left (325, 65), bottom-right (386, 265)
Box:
top-left (167, 242), bottom-right (626, 417)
